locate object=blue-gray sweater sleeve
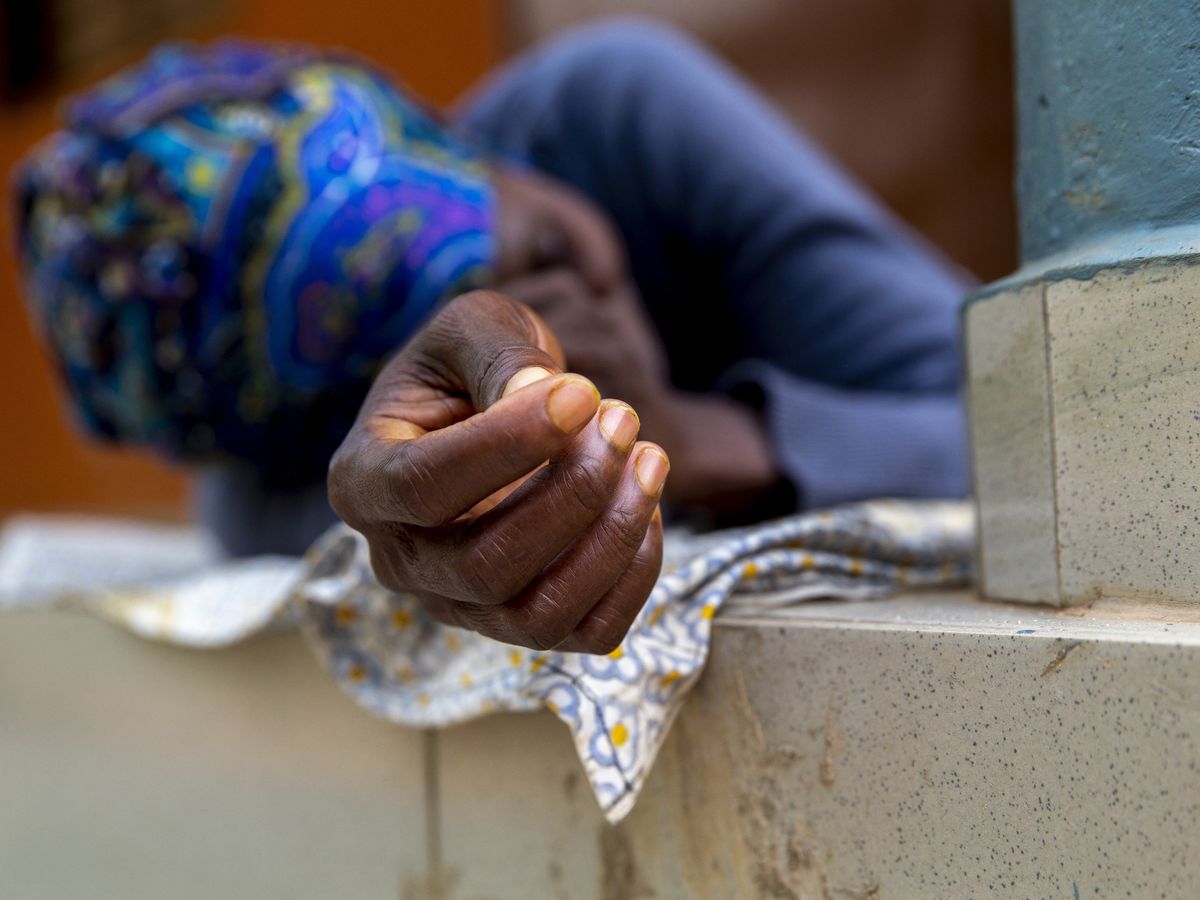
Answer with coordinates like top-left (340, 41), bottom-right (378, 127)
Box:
top-left (456, 19), bottom-right (972, 510)
top-left (199, 19), bottom-right (973, 556)
top-left (720, 360), bottom-right (969, 509)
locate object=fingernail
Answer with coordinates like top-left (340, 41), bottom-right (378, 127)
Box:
top-left (547, 376), bottom-right (600, 433)
top-left (599, 402), bottom-right (639, 452)
top-left (635, 447), bottom-right (669, 496)
top-left (502, 366), bottom-right (554, 398)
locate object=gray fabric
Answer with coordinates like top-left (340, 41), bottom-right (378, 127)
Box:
top-left (195, 469), bottom-right (336, 558)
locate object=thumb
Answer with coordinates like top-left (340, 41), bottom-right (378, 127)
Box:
top-left (415, 290), bottom-right (568, 411)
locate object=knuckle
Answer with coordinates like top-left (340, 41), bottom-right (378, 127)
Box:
top-left (582, 622), bottom-right (627, 656)
top-left (366, 542), bottom-right (406, 594)
top-left (413, 299), bottom-right (460, 348)
top-left (424, 291), bottom-right (507, 354)
top-left (459, 536), bottom-right (524, 604)
top-left (419, 600), bottom-right (459, 628)
top-left (448, 601), bottom-right (503, 639)
top-left (326, 454), bottom-right (354, 522)
top-left (524, 618), bottom-right (572, 652)
top-left (379, 521), bottom-right (421, 569)
top-left (512, 591), bottom-right (575, 651)
top-left (384, 442), bottom-right (449, 527)
top-left (446, 289), bottom-right (523, 332)
top-left (437, 290), bottom-right (548, 404)
top-left (441, 288), bottom-right (494, 320)
top-left (326, 443), bottom-right (370, 526)
top-left (595, 505), bottom-right (650, 558)
top-left (559, 454), bottom-right (618, 515)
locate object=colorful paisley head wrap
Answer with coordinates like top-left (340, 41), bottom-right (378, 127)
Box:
top-left (15, 41), bottom-right (494, 482)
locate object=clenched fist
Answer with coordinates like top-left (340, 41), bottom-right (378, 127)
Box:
top-left (327, 290), bottom-right (668, 654)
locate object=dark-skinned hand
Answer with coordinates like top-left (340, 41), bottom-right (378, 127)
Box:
top-left (327, 290), bottom-right (668, 654)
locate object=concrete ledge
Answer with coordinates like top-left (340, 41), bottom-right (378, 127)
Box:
top-left (0, 613), bottom-right (429, 900)
top-left (440, 592), bottom-right (1200, 897)
top-left (6, 594), bottom-right (1200, 897)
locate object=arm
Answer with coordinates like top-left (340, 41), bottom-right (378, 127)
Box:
top-left (457, 20), bottom-right (971, 510)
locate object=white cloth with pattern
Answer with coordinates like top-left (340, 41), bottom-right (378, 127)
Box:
top-left (0, 499), bottom-right (973, 822)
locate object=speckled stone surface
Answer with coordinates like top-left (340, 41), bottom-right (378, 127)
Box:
top-left (6, 596), bottom-right (1200, 896)
top-left (967, 259), bottom-right (1200, 606)
top-left (1047, 261), bottom-right (1200, 604)
top-left (436, 594), bottom-right (1200, 898)
top-left (966, 283), bottom-right (1060, 603)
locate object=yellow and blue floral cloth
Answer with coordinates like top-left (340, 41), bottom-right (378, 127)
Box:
top-left (0, 500), bottom-right (973, 822)
top-left (15, 41), bottom-right (494, 480)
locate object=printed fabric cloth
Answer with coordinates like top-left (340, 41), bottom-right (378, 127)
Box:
top-left (14, 41), bottom-right (494, 482)
top-left (0, 500), bottom-right (973, 822)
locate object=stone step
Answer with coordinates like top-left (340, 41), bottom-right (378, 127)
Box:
top-left (5, 593), bottom-right (1199, 897)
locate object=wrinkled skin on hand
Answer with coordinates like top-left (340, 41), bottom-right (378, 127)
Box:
top-left (328, 290), bottom-right (669, 654)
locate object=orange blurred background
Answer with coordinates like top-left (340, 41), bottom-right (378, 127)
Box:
top-left (0, 0), bottom-right (499, 519)
top-left (0, 0), bottom-right (1015, 523)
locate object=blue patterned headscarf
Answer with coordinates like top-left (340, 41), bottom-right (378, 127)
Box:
top-left (15, 41), bottom-right (494, 482)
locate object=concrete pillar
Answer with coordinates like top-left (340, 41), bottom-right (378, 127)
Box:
top-left (967, 1), bottom-right (1200, 605)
